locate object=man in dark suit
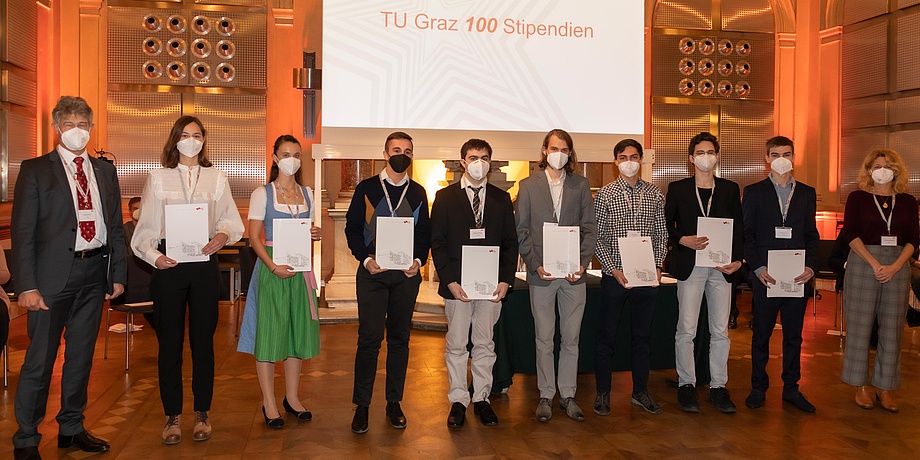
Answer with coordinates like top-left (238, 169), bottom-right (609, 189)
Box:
top-left (516, 129), bottom-right (597, 422)
top-left (665, 132), bottom-right (743, 414)
top-left (431, 139), bottom-right (518, 428)
top-left (10, 96), bottom-right (126, 460)
top-left (741, 135), bottom-right (819, 413)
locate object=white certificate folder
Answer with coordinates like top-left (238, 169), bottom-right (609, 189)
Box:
top-left (543, 224), bottom-right (580, 278)
top-left (165, 203), bottom-right (209, 263)
top-left (695, 217), bottom-right (733, 267)
top-left (376, 216), bottom-right (414, 270)
top-left (618, 237), bottom-right (659, 287)
top-left (461, 245), bottom-right (500, 300)
top-left (272, 218), bottom-right (313, 271)
top-left (767, 249), bottom-right (806, 298)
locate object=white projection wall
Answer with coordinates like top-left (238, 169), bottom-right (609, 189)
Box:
top-left (322, 0), bottom-right (644, 149)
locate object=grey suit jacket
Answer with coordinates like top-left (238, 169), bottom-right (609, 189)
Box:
top-left (515, 169), bottom-right (597, 286)
top-left (11, 149), bottom-right (126, 296)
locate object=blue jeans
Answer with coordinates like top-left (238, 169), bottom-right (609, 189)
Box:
top-left (676, 266), bottom-right (732, 387)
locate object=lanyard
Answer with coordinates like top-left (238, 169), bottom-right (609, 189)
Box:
top-left (695, 182), bottom-right (714, 217)
top-left (873, 193), bottom-right (896, 235)
top-left (622, 182), bottom-right (643, 230)
top-left (178, 167), bottom-right (201, 204)
top-left (381, 178), bottom-right (409, 217)
top-left (66, 158), bottom-right (92, 203)
top-left (776, 180), bottom-right (795, 227)
top-left (549, 174), bottom-right (565, 222)
top-left (275, 183), bottom-right (307, 218)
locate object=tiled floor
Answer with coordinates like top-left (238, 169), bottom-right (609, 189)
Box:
top-left (3, 291), bottom-right (920, 459)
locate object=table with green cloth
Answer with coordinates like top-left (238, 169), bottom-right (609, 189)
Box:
top-left (491, 272), bottom-right (711, 392)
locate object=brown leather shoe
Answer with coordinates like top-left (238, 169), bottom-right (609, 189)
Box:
top-left (193, 411), bottom-right (212, 441)
top-left (162, 415), bottom-right (181, 445)
top-left (876, 390), bottom-right (899, 413)
top-left (854, 386), bottom-right (873, 409)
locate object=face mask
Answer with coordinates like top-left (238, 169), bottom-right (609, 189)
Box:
top-left (465, 159), bottom-right (489, 181)
top-left (770, 157), bottom-right (793, 175)
top-left (388, 153), bottom-right (412, 173)
top-left (546, 152), bottom-right (569, 170)
top-left (872, 167), bottom-right (894, 185)
top-left (59, 128), bottom-right (90, 152)
top-left (278, 157), bottom-right (301, 176)
top-left (177, 137), bottom-right (203, 158)
top-left (693, 154), bottom-right (717, 172)
top-left (618, 160), bottom-right (640, 178)
top-left (132, 209), bottom-right (140, 220)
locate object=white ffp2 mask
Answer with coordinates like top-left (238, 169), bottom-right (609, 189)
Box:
top-left (278, 157), bottom-right (301, 176)
top-left (177, 137), bottom-right (203, 158)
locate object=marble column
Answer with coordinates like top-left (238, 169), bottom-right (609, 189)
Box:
top-left (335, 159), bottom-right (374, 209)
top-left (326, 159), bottom-right (378, 309)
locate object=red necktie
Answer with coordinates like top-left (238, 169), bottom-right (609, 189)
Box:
top-left (73, 157), bottom-right (96, 242)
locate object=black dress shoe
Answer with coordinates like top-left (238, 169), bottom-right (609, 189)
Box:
top-left (352, 405), bottom-right (369, 434)
top-left (447, 402), bottom-right (466, 428)
top-left (13, 446), bottom-right (41, 460)
top-left (58, 430), bottom-right (110, 452)
top-left (263, 406), bottom-right (285, 429)
top-left (283, 397), bottom-right (313, 421)
top-left (728, 316), bottom-right (738, 329)
top-left (782, 391), bottom-right (816, 413)
top-left (473, 401), bottom-right (498, 426)
top-left (385, 402), bottom-right (407, 429)
top-left (745, 389), bottom-right (765, 409)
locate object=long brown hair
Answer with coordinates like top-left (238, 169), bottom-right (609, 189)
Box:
top-left (161, 116), bottom-right (213, 168)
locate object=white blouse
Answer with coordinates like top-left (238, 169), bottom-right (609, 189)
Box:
top-left (131, 164), bottom-right (245, 267)
top-left (247, 183), bottom-right (314, 221)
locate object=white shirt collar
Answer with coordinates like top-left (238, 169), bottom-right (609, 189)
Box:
top-left (56, 145), bottom-right (88, 166)
top-left (379, 168), bottom-right (408, 186)
top-left (544, 168), bottom-right (566, 185)
top-left (177, 163), bottom-right (200, 172)
top-left (460, 175), bottom-right (487, 189)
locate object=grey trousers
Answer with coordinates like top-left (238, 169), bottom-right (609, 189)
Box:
top-left (530, 280), bottom-right (586, 400)
top-left (13, 255), bottom-right (107, 448)
top-left (841, 245), bottom-right (910, 390)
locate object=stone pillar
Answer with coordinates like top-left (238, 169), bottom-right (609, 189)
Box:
top-left (325, 159), bottom-right (377, 310)
top-left (335, 159), bottom-right (374, 209)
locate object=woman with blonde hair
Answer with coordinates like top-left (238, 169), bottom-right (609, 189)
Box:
top-left (838, 148), bottom-right (919, 412)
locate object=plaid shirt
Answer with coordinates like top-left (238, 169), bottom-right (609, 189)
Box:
top-left (594, 177), bottom-right (668, 274)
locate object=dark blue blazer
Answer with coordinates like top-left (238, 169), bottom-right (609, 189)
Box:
top-left (741, 177), bottom-right (819, 273)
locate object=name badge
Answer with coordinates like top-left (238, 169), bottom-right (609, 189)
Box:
top-left (881, 235), bottom-right (898, 247)
top-left (78, 209), bottom-right (97, 222)
top-left (775, 227), bottom-right (792, 239)
top-left (470, 228), bottom-right (486, 240)
top-left (627, 230), bottom-right (642, 238)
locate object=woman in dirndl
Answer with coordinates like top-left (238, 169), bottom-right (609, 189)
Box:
top-left (238, 134), bottom-right (321, 428)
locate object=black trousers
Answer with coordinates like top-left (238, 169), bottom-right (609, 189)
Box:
top-left (750, 281), bottom-right (807, 394)
top-left (595, 274), bottom-right (658, 393)
top-left (352, 266), bottom-right (421, 407)
top-left (13, 254), bottom-right (106, 448)
top-left (151, 255), bottom-right (220, 415)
